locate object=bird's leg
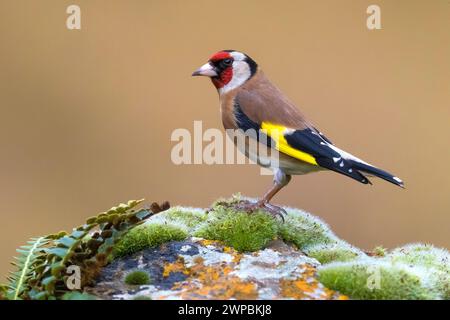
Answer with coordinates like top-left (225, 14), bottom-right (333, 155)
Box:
top-left (236, 170), bottom-right (291, 221)
top-left (256, 170), bottom-right (291, 220)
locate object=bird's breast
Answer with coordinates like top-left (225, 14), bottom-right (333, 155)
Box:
top-left (220, 94), bottom-right (239, 130)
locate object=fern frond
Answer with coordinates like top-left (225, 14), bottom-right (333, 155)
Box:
top-left (8, 236), bottom-right (49, 300)
top-left (4, 198), bottom-right (166, 300)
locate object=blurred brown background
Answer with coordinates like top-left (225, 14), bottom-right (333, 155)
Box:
top-left (0, 0), bottom-right (449, 280)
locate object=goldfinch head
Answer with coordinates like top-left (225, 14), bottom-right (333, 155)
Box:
top-left (192, 50), bottom-right (258, 94)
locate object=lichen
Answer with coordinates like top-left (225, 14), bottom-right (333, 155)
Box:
top-left (161, 240), bottom-right (259, 299)
top-left (109, 238), bottom-right (343, 300)
top-left (113, 223), bottom-right (188, 257)
top-left (124, 270), bottom-right (151, 285)
top-left (194, 203), bottom-right (278, 252)
top-left (280, 264), bottom-right (348, 300)
top-left (317, 258), bottom-right (442, 300)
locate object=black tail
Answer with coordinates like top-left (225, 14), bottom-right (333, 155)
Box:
top-left (350, 161), bottom-right (404, 188)
top-left (316, 157), bottom-right (372, 185)
top-left (316, 156), bottom-right (404, 188)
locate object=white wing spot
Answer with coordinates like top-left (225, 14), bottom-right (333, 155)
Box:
top-left (393, 177), bottom-right (402, 183)
top-left (348, 169), bottom-right (353, 173)
top-left (327, 144), bottom-right (371, 166)
top-left (284, 128), bottom-right (295, 135)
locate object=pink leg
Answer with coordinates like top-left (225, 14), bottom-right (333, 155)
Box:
top-left (237, 170), bottom-right (292, 220)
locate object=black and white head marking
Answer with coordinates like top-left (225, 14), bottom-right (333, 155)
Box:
top-left (219, 50), bottom-right (258, 94)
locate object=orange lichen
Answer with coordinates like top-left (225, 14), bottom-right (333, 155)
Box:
top-left (223, 246), bottom-right (242, 263)
top-left (223, 246), bottom-right (233, 253)
top-left (280, 279), bottom-right (315, 299)
top-left (162, 257), bottom-right (190, 277)
top-left (199, 239), bottom-right (222, 247)
top-left (178, 274), bottom-right (258, 300)
top-left (161, 246), bottom-right (257, 299)
top-left (158, 243), bottom-right (346, 300)
top-left (279, 264), bottom-right (347, 300)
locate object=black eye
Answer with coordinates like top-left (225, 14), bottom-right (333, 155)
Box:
top-left (222, 58), bottom-right (233, 66)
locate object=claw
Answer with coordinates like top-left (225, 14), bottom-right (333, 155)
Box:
top-left (234, 200), bottom-right (286, 222)
top-left (263, 203), bottom-right (286, 222)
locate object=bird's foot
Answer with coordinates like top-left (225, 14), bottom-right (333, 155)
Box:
top-left (262, 202), bottom-right (288, 222)
top-left (234, 199), bottom-right (286, 222)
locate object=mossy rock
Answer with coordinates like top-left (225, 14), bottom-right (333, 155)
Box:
top-left (7, 196), bottom-right (449, 300)
top-left (107, 196), bottom-right (449, 300)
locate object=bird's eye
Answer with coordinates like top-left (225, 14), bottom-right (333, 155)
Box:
top-left (222, 58), bottom-right (233, 66)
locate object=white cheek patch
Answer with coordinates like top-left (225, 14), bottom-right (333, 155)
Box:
top-left (219, 61), bottom-right (251, 95)
top-left (230, 52), bottom-right (246, 61)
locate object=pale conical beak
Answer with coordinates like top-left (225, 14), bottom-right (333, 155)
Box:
top-left (192, 63), bottom-right (218, 77)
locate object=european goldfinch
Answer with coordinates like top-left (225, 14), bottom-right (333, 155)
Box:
top-left (193, 50), bottom-right (404, 217)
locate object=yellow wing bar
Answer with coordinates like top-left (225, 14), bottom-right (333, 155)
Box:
top-left (261, 122), bottom-right (318, 166)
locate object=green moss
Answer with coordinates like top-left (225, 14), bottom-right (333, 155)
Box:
top-left (61, 292), bottom-right (97, 300)
top-left (372, 246), bottom-right (387, 257)
top-left (113, 223), bottom-right (188, 257)
top-left (387, 244), bottom-right (450, 299)
top-left (133, 295), bottom-right (152, 300)
top-left (306, 243), bottom-right (363, 264)
top-left (193, 198), bottom-right (346, 253)
top-left (124, 270), bottom-right (151, 285)
top-left (160, 207), bottom-right (207, 230)
top-left (388, 244), bottom-right (449, 272)
top-left (317, 243), bottom-right (450, 299)
top-left (210, 193), bottom-right (242, 207)
top-left (195, 204), bottom-right (278, 252)
top-left (278, 208), bottom-right (338, 250)
top-left (318, 259), bottom-right (440, 300)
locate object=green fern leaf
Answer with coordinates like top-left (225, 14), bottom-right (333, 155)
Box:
top-left (9, 236), bottom-right (48, 300)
